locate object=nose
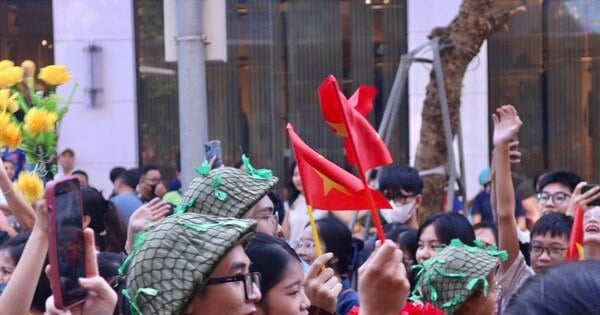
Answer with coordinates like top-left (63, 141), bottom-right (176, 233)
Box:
top-left (538, 249), bottom-right (552, 263)
top-left (300, 288), bottom-right (311, 310)
top-left (274, 223), bottom-right (283, 237)
top-left (250, 282), bottom-right (262, 302)
top-left (417, 248), bottom-right (431, 264)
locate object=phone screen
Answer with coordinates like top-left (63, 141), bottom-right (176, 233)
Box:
top-left (54, 181), bottom-right (87, 306)
top-left (582, 184), bottom-right (600, 206)
top-left (205, 140), bottom-right (222, 168)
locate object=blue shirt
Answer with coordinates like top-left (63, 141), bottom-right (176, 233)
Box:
top-left (337, 278), bottom-right (359, 315)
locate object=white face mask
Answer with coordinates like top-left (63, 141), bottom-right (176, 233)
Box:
top-left (382, 200), bottom-right (415, 224)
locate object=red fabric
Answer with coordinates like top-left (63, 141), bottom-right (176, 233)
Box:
top-left (318, 75), bottom-right (392, 173)
top-left (347, 302), bottom-right (443, 315)
top-left (288, 124), bottom-right (390, 210)
top-left (566, 205), bottom-right (584, 261)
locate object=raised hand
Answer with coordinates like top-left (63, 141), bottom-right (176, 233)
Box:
top-left (492, 105), bottom-right (522, 148)
top-left (45, 228), bottom-right (117, 315)
top-left (303, 253), bottom-right (342, 313)
top-left (125, 198), bottom-right (170, 253)
top-left (357, 240), bottom-right (410, 315)
top-left (567, 182), bottom-right (600, 216)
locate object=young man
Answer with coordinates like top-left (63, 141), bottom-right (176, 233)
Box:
top-left (492, 105), bottom-right (572, 311)
top-left (110, 169), bottom-right (144, 226)
top-left (126, 213), bottom-right (261, 314)
top-left (378, 165), bottom-right (422, 229)
top-left (55, 148), bottom-right (76, 180)
top-left (536, 170), bottom-right (581, 215)
top-left (136, 164), bottom-right (167, 203)
top-left (180, 165), bottom-right (281, 237)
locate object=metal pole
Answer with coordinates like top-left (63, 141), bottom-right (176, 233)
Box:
top-left (431, 37), bottom-right (456, 211)
top-left (176, 0), bottom-right (209, 190)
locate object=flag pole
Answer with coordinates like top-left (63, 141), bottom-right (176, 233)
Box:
top-left (306, 204), bottom-right (324, 258)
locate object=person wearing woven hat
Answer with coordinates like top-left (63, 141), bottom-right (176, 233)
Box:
top-left (179, 155), bottom-right (281, 237)
top-left (412, 239), bottom-right (507, 315)
top-left (125, 213), bottom-right (261, 315)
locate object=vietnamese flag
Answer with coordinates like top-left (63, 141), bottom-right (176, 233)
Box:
top-left (287, 124), bottom-right (390, 211)
top-left (566, 205), bottom-right (585, 261)
top-left (318, 75), bottom-right (392, 172)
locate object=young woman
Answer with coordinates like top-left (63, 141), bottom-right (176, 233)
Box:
top-left (81, 186), bottom-right (127, 252)
top-left (246, 232), bottom-right (311, 315)
top-left (416, 212), bottom-right (475, 264)
top-left (296, 217), bottom-right (362, 315)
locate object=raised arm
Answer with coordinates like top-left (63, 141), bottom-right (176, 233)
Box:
top-left (0, 160), bottom-right (35, 230)
top-left (0, 199), bottom-right (48, 315)
top-left (492, 105), bottom-right (522, 271)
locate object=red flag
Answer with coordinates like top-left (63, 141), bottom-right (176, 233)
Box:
top-left (318, 75), bottom-right (392, 172)
top-left (287, 124), bottom-right (390, 210)
top-left (566, 205), bottom-right (584, 261)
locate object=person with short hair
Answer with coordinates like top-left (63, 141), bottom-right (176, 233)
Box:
top-left (536, 170), bottom-right (581, 215)
top-left (110, 169), bottom-right (144, 226)
top-left (55, 148), bottom-right (76, 180)
top-left (72, 169), bottom-right (89, 187)
top-left (378, 165), bottom-right (423, 229)
top-left (125, 213), bottom-right (260, 314)
top-left (136, 164), bottom-right (166, 203)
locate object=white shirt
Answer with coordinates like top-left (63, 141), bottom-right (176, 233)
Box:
top-left (285, 194), bottom-right (328, 246)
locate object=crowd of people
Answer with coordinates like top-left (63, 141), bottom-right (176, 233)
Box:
top-left (0, 105), bottom-right (599, 315)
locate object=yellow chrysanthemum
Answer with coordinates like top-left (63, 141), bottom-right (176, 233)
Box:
top-left (1, 123), bottom-right (22, 150)
top-left (0, 60), bottom-right (14, 72)
top-left (38, 65), bottom-right (71, 86)
top-left (0, 112), bottom-right (11, 136)
top-left (0, 89), bottom-right (19, 113)
top-left (15, 172), bottom-right (44, 204)
top-left (0, 66), bottom-right (23, 88)
top-left (23, 107), bottom-right (58, 137)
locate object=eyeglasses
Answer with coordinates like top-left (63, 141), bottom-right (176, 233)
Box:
top-left (584, 210), bottom-right (600, 222)
top-left (205, 272), bottom-right (261, 300)
top-left (384, 191), bottom-right (417, 205)
top-left (254, 213), bottom-right (279, 225)
top-left (536, 192), bottom-right (571, 205)
top-left (294, 240), bottom-right (316, 250)
top-left (529, 244), bottom-right (567, 258)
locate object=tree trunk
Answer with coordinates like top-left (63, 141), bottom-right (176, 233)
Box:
top-left (414, 0), bottom-right (525, 222)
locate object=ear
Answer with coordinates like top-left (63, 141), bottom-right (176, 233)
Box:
top-left (413, 194), bottom-right (423, 209)
top-left (82, 215), bottom-right (91, 229)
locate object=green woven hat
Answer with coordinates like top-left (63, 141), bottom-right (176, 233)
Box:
top-left (125, 213), bottom-right (257, 315)
top-left (180, 162), bottom-right (278, 218)
top-left (412, 239), bottom-right (507, 314)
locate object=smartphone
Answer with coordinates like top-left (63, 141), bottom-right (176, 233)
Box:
top-left (582, 184), bottom-right (600, 207)
top-left (46, 176), bottom-right (87, 309)
top-left (204, 140), bottom-right (222, 168)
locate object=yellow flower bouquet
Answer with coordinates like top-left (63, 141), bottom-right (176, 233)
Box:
top-left (0, 59), bottom-right (75, 202)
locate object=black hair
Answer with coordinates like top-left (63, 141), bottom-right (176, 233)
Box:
top-left (538, 170), bottom-right (582, 193)
top-left (397, 228), bottom-right (418, 261)
top-left (109, 167), bottom-right (126, 183)
top-left (117, 169), bottom-right (139, 190)
top-left (379, 165), bottom-right (423, 195)
top-left (504, 260), bottom-right (600, 314)
top-left (0, 232), bottom-right (29, 264)
top-left (82, 186), bottom-right (127, 252)
top-left (418, 212), bottom-right (475, 246)
top-left (267, 189), bottom-right (285, 225)
top-left (532, 170), bottom-right (548, 193)
top-left (138, 164), bottom-right (158, 178)
top-left (97, 252), bottom-right (128, 315)
top-left (287, 161), bottom-right (301, 205)
top-left (315, 216), bottom-right (364, 275)
top-left (531, 212), bottom-right (573, 240)
top-left (473, 221), bottom-right (499, 245)
top-left (71, 169), bottom-right (88, 180)
top-left (246, 232), bottom-right (301, 296)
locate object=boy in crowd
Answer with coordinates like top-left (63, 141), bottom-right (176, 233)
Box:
top-left (537, 170), bottom-right (581, 215)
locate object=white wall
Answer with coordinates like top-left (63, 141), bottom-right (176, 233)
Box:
top-left (53, 0), bottom-right (138, 197)
top-left (408, 0), bottom-right (489, 202)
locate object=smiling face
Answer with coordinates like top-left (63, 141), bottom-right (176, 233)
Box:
top-left (583, 206), bottom-right (600, 245)
top-left (416, 225), bottom-right (442, 264)
top-left (256, 260), bottom-right (310, 315)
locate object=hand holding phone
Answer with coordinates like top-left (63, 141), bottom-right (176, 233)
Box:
top-left (46, 176), bottom-right (87, 309)
top-left (205, 140), bottom-right (222, 168)
top-left (581, 184), bottom-right (600, 207)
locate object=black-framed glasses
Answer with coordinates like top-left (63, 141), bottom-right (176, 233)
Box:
top-left (529, 244), bottom-right (567, 258)
top-left (384, 191), bottom-right (417, 206)
top-left (536, 192), bottom-right (571, 205)
top-left (205, 272), bottom-right (261, 300)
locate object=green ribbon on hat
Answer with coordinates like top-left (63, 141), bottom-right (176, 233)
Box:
top-left (195, 162), bottom-right (211, 176)
top-left (242, 154), bottom-right (273, 180)
top-left (123, 287), bottom-right (158, 315)
top-left (466, 277), bottom-right (490, 297)
top-left (212, 175), bottom-right (228, 201)
top-left (174, 214), bottom-right (248, 232)
top-left (442, 293), bottom-right (463, 308)
top-left (174, 199), bottom-right (195, 215)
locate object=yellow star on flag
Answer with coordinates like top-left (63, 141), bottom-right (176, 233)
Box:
top-left (314, 168), bottom-right (350, 196)
top-left (326, 121), bottom-right (347, 137)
